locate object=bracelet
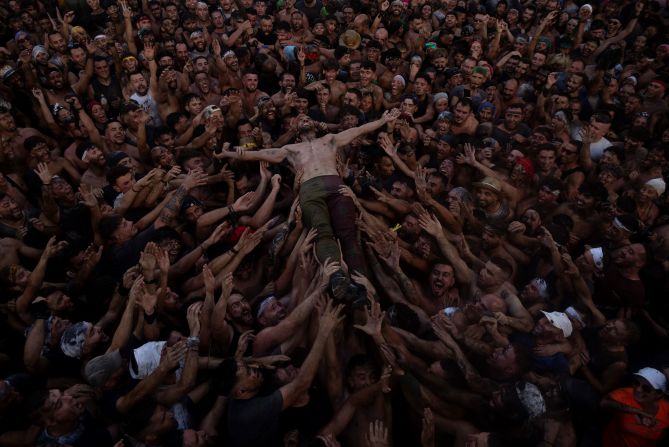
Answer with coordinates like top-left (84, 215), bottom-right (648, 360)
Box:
top-left (230, 246), bottom-right (240, 255)
top-left (186, 336), bottom-right (200, 349)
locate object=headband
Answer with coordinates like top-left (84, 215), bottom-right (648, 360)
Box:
top-left (613, 217), bottom-right (632, 233)
top-left (532, 278), bottom-right (549, 299)
top-left (256, 296), bottom-right (276, 319)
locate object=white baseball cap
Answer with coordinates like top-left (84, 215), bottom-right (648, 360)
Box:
top-left (541, 311), bottom-right (573, 337)
top-left (634, 367), bottom-right (667, 393)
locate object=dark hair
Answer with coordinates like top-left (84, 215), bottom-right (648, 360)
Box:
top-left (361, 61), bottom-right (376, 72)
top-left (24, 135), bottom-right (47, 151)
top-left (215, 357), bottom-right (239, 396)
top-left (99, 214), bottom-right (123, 241)
top-left (106, 165), bottom-right (132, 186)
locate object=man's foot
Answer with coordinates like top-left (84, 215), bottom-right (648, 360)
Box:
top-left (328, 271), bottom-right (369, 308)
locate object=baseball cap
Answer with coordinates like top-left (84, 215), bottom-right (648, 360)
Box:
top-left (540, 311), bottom-right (573, 337)
top-left (472, 176), bottom-right (502, 194)
top-left (634, 367), bottom-right (667, 393)
top-left (84, 350), bottom-right (123, 387)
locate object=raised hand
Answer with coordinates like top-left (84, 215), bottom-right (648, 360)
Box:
top-left (318, 299), bottom-right (346, 336)
top-left (205, 221), bottom-right (231, 247)
top-left (382, 108), bottom-right (401, 123)
top-left (160, 340), bottom-right (187, 371)
top-left (421, 408), bottom-right (435, 447)
top-left (351, 271), bottom-right (376, 296)
top-left (366, 420), bottom-right (389, 447)
top-left (181, 169), bottom-right (208, 190)
top-left (203, 263), bottom-right (216, 296)
top-left (353, 300), bottom-right (385, 338)
top-left (417, 212), bottom-right (443, 238)
top-left (34, 162), bottom-right (52, 185)
top-left (187, 301), bottom-right (203, 336)
top-left (233, 191), bottom-right (256, 213)
top-left (235, 330), bottom-right (255, 359)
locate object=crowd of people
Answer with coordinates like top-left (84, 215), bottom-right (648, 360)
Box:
top-left (0, 0), bottom-right (668, 445)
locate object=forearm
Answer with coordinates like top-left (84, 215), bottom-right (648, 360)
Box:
top-left (24, 320), bottom-right (46, 372)
top-left (134, 193), bottom-right (170, 230)
top-left (243, 187), bottom-right (278, 228)
top-left (157, 185), bottom-right (188, 228)
top-left (108, 300), bottom-right (136, 352)
top-left (17, 257), bottom-right (49, 314)
top-left (116, 367), bottom-right (169, 414)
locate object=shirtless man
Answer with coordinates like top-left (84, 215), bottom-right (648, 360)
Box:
top-left (217, 108), bottom-right (402, 303)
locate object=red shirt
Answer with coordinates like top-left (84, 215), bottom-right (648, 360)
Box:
top-left (603, 388), bottom-right (669, 447)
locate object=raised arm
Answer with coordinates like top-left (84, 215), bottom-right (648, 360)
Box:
top-left (332, 108), bottom-right (400, 147)
top-left (215, 146), bottom-right (289, 164)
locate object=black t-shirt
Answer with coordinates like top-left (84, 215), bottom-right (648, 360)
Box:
top-left (226, 390), bottom-right (283, 447)
top-left (295, 0), bottom-right (323, 25)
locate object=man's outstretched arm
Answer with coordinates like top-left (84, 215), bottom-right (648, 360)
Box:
top-left (215, 145), bottom-right (289, 164)
top-left (332, 108), bottom-right (400, 147)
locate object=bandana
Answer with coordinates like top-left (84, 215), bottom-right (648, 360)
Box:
top-left (256, 296), bottom-right (276, 319)
top-left (588, 247), bottom-right (604, 270)
top-left (613, 217), bottom-right (632, 233)
top-left (516, 157), bottom-right (535, 177)
top-left (531, 278), bottom-right (549, 299)
top-left (60, 322), bottom-right (92, 359)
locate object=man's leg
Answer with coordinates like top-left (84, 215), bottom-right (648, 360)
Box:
top-left (299, 177), bottom-right (341, 264)
top-left (325, 178), bottom-right (367, 275)
top-left (300, 177), bottom-right (367, 306)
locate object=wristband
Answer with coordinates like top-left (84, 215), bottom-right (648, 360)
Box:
top-left (231, 246), bottom-right (240, 255)
top-left (186, 336), bottom-right (200, 349)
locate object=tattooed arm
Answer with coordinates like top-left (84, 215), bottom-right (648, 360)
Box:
top-left (155, 170), bottom-right (208, 230)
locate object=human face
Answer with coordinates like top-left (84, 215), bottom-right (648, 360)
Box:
top-left (0, 112), bottom-right (16, 133)
top-left (632, 377), bottom-right (663, 404)
top-left (296, 115), bottom-right (315, 134)
top-left (48, 33), bottom-right (66, 53)
top-left (453, 102), bottom-right (471, 124)
top-left (243, 73), bottom-right (258, 92)
top-left (487, 343), bottom-right (517, 374)
top-left (51, 178), bottom-right (77, 203)
top-left (460, 59), bottom-right (475, 77)
top-left (48, 71), bottom-right (65, 89)
top-left (532, 317), bottom-right (562, 338)
top-left (106, 122), bottom-right (126, 144)
top-left (478, 261), bottom-right (505, 288)
top-left (45, 389), bottom-right (85, 424)
top-left (46, 290), bottom-right (74, 312)
top-left (130, 73), bottom-right (148, 95)
top-left (348, 365), bottom-right (375, 391)
top-left (537, 150), bottom-right (556, 172)
top-left (228, 294), bottom-right (253, 326)
top-left (113, 218), bottom-right (138, 242)
top-left (260, 299), bottom-right (286, 326)
top-left (113, 173), bottom-right (135, 193)
top-left (504, 108), bottom-right (522, 129)
top-left (195, 73), bottom-right (210, 93)
top-left (430, 263), bottom-right (455, 297)
top-left (0, 196), bottom-right (22, 220)
top-left (376, 155), bottom-right (395, 178)
top-left (343, 92), bottom-right (360, 107)
top-left (187, 97), bottom-right (203, 116)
